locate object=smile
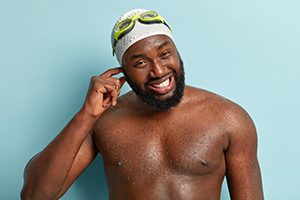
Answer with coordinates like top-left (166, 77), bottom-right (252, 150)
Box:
top-left (152, 78), bottom-right (170, 88)
top-left (147, 74), bottom-right (175, 95)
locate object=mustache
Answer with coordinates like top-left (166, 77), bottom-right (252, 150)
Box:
top-left (146, 72), bottom-right (174, 85)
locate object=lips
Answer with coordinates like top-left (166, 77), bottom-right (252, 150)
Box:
top-left (146, 74), bottom-right (175, 95)
top-left (151, 78), bottom-right (170, 88)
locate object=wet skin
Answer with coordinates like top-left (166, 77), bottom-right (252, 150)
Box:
top-left (92, 36), bottom-right (263, 199)
top-left (94, 87), bottom-right (228, 200)
top-left (21, 35), bottom-right (263, 200)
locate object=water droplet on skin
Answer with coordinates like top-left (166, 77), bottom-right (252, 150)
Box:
top-left (200, 159), bottom-right (207, 166)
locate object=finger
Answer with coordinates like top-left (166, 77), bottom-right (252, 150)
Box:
top-left (102, 97), bottom-right (111, 108)
top-left (93, 78), bottom-right (118, 91)
top-left (95, 83), bottom-right (115, 96)
top-left (112, 77), bottom-right (126, 105)
top-left (103, 77), bottom-right (121, 89)
top-left (108, 76), bottom-right (126, 93)
top-left (102, 84), bottom-right (115, 107)
top-left (103, 83), bottom-right (121, 107)
top-left (116, 88), bottom-right (121, 99)
top-left (101, 77), bottom-right (125, 91)
top-left (119, 76), bottom-right (126, 88)
top-left (100, 67), bottom-right (123, 78)
top-left (110, 88), bottom-right (119, 106)
top-left (103, 81), bottom-right (120, 106)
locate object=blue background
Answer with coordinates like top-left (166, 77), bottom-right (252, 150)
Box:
top-left (1, 0), bottom-right (299, 199)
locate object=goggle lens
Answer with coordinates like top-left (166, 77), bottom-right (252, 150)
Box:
top-left (115, 19), bottom-right (132, 32)
top-left (141, 11), bottom-right (158, 19)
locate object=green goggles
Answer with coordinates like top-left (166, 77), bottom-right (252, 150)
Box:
top-left (112, 10), bottom-right (172, 55)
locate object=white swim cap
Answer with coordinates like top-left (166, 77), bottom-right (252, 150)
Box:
top-left (111, 8), bottom-right (173, 65)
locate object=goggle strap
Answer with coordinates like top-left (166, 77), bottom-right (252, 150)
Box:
top-left (112, 11), bottom-right (172, 53)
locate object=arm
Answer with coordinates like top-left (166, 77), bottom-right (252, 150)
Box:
top-left (21, 111), bottom-right (97, 200)
top-left (21, 67), bottom-right (126, 200)
top-left (225, 105), bottom-right (264, 200)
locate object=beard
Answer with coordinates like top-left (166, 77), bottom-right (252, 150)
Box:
top-left (123, 58), bottom-right (185, 112)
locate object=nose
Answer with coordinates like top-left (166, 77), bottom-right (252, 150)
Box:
top-left (149, 59), bottom-right (166, 78)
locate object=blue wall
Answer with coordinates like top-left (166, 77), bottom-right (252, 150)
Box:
top-left (1, 0), bottom-right (299, 199)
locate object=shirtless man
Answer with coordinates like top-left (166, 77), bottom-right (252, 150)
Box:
top-left (21, 9), bottom-right (264, 200)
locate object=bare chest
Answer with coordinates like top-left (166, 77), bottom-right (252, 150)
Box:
top-left (93, 116), bottom-right (228, 179)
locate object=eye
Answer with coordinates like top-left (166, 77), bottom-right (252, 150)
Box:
top-left (160, 50), bottom-right (171, 59)
top-left (135, 60), bottom-right (148, 67)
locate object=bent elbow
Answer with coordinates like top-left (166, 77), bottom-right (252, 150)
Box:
top-left (20, 182), bottom-right (54, 200)
top-left (20, 185), bottom-right (33, 200)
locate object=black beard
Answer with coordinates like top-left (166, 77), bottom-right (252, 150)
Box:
top-left (123, 58), bottom-right (185, 112)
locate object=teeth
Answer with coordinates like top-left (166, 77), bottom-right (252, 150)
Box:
top-left (152, 78), bottom-right (170, 88)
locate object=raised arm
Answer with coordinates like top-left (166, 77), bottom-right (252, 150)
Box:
top-left (21, 67), bottom-right (126, 200)
top-left (225, 104), bottom-right (264, 200)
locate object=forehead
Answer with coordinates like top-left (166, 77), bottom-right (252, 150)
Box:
top-left (123, 35), bottom-right (175, 59)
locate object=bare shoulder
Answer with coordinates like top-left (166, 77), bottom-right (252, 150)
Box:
top-left (92, 91), bottom-right (136, 131)
top-left (185, 86), bottom-right (256, 134)
top-left (91, 91), bottom-right (141, 153)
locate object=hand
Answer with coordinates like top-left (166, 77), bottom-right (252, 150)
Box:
top-left (81, 67), bottom-right (126, 117)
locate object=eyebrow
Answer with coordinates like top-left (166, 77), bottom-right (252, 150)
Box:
top-left (130, 53), bottom-right (146, 61)
top-left (129, 41), bottom-right (171, 61)
top-left (156, 40), bottom-right (170, 51)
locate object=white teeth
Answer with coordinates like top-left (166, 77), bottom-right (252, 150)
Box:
top-left (152, 78), bottom-right (170, 88)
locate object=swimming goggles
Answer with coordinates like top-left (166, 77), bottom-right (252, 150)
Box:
top-left (112, 10), bottom-right (172, 55)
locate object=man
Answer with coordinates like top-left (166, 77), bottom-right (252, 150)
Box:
top-left (21, 8), bottom-right (264, 200)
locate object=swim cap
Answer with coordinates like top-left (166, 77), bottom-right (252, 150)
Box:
top-left (111, 8), bottom-right (173, 65)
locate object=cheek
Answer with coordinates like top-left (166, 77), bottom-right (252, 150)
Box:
top-left (163, 56), bottom-right (180, 71)
top-left (162, 52), bottom-right (180, 65)
top-left (124, 67), bottom-right (149, 86)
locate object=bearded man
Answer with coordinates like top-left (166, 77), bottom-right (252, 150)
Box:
top-left (21, 9), bottom-right (264, 200)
